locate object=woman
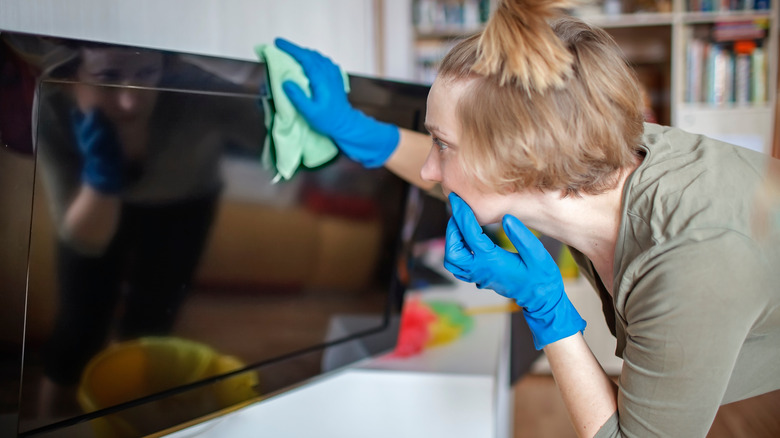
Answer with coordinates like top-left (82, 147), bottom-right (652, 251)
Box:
top-left (276, 0), bottom-right (780, 436)
top-left (36, 42), bottom-right (259, 391)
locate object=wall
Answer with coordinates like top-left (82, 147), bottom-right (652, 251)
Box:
top-left (380, 0), bottom-right (416, 82)
top-left (0, 0), bottom-right (378, 76)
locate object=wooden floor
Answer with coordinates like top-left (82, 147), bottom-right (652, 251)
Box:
top-left (512, 374), bottom-right (780, 437)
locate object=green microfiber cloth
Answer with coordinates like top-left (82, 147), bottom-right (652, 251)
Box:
top-left (255, 44), bottom-right (348, 182)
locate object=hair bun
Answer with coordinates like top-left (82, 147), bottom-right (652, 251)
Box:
top-left (472, 0), bottom-right (574, 91)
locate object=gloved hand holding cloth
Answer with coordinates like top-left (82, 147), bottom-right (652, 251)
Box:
top-left (274, 38), bottom-right (399, 168)
top-left (444, 193), bottom-right (586, 350)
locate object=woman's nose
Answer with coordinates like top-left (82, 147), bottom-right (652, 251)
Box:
top-left (420, 145), bottom-right (441, 183)
top-left (116, 89), bottom-right (141, 113)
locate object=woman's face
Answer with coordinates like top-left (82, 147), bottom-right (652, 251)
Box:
top-left (421, 78), bottom-right (507, 225)
top-left (73, 47), bottom-right (163, 123)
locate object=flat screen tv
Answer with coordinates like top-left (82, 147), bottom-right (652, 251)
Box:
top-left (0, 30), bottom-right (433, 437)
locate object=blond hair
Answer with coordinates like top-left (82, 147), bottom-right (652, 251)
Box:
top-left (438, 0), bottom-right (645, 196)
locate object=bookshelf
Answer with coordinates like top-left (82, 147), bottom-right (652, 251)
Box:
top-left (411, 0), bottom-right (495, 83)
top-left (673, 5), bottom-right (777, 155)
top-left (408, 0), bottom-right (778, 155)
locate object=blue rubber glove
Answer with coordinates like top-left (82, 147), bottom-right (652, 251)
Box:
top-left (444, 193), bottom-right (586, 350)
top-left (274, 38), bottom-right (400, 168)
top-left (71, 109), bottom-right (123, 194)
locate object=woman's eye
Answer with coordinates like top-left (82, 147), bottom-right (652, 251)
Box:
top-left (432, 137), bottom-right (449, 152)
top-left (91, 70), bottom-right (122, 84)
top-left (136, 67), bottom-right (161, 83)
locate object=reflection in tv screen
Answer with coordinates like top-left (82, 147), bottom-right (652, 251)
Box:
top-left (0, 31), bottom-right (431, 437)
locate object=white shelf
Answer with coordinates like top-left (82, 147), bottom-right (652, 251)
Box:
top-left (677, 102), bottom-right (774, 112)
top-left (676, 105), bottom-right (774, 153)
top-left (682, 10), bottom-right (774, 24)
top-left (414, 28), bottom-right (483, 39)
top-left (579, 12), bottom-right (675, 28)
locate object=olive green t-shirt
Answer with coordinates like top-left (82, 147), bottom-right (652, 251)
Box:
top-left (573, 123), bottom-right (780, 437)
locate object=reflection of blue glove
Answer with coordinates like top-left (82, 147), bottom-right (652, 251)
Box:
top-left (274, 38), bottom-right (399, 168)
top-left (444, 193), bottom-right (586, 350)
top-left (71, 109), bottom-right (123, 194)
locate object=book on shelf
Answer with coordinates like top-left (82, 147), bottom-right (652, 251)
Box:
top-left (705, 43), bottom-right (731, 105)
top-left (413, 39), bottom-right (459, 84)
top-left (711, 20), bottom-right (767, 42)
top-left (413, 0), bottom-right (490, 34)
top-left (686, 38), bottom-right (706, 102)
top-left (734, 41), bottom-right (754, 104)
top-left (751, 46), bottom-right (766, 104)
top-left (685, 20), bottom-right (768, 105)
top-left (687, 0), bottom-right (771, 11)
top-left (687, 39), bottom-right (768, 105)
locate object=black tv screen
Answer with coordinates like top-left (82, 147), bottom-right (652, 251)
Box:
top-left (0, 31), bottom-right (431, 437)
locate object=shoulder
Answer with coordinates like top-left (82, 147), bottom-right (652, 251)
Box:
top-left (617, 230), bottom-right (770, 325)
top-left (618, 125), bottom-right (770, 267)
top-left (638, 124), bottom-right (768, 182)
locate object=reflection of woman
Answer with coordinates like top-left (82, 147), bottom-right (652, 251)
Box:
top-left (36, 42), bottom-right (260, 389)
top-left (274, 1), bottom-right (780, 436)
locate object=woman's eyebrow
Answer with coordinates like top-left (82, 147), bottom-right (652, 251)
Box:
top-left (424, 123), bottom-right (446, 136)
